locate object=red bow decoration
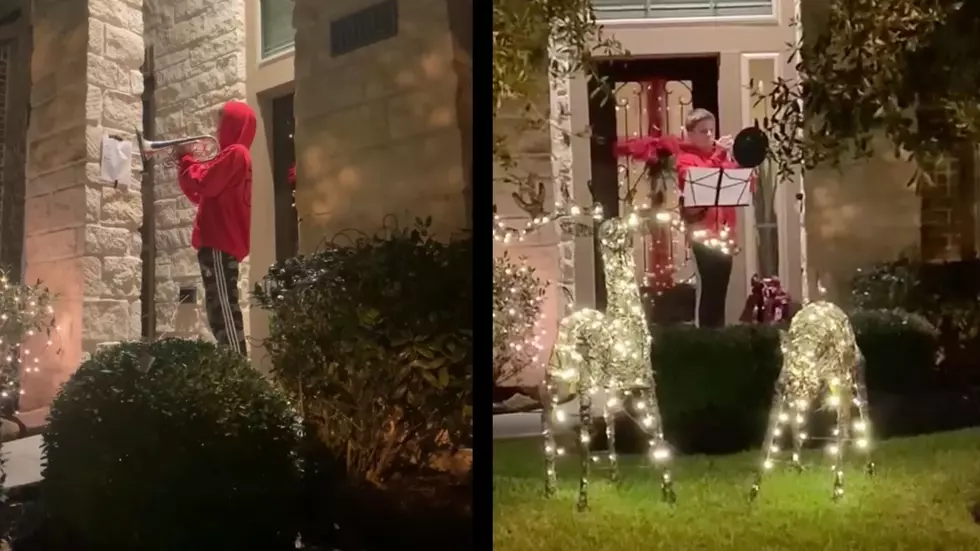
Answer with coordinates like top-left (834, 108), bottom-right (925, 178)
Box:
top-left (288, 164), bottom-right (296, 188)
top-left (614, 135), bottom-right (682, 163)
top-left (740, 274), bottom-right (793, 324)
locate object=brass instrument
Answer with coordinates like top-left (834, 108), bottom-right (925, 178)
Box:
top-left (136, 130), bottom-right (220, 168)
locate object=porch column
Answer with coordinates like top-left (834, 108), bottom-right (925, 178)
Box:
top-left (22, 0), bottom-right (145, 410)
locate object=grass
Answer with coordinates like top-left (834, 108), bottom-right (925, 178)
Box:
top-left (494, 429), bottom-right (980, 551)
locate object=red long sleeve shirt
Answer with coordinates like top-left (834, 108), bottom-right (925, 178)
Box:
top-left (178, 101), bottom-right (256, 262)
top-left (675, 142), bottom-right (754, 243)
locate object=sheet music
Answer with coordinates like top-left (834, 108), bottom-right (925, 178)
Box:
top-left (100, 134), bottom-right (133, 185)
top-left (682, 167), bottom-right (753, 207)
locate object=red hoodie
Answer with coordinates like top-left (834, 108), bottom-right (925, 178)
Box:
top-left (675, 142), bottom-right (743, 242)
top-left (178, 101), bottom-right (256, 262)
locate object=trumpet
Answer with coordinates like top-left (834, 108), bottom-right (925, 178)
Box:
top-left (136, 130), bottom-right (219, 168)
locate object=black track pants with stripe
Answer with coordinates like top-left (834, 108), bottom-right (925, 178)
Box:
top-left (197, 247), bottom-right (247, 356)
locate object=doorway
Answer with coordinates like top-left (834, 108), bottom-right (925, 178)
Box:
top-left (270, 93), bottom-right (298, 261)
top-left (0, 10), bottom-right (31, 282)
top-left (588, 56), bottom-right (720, 315)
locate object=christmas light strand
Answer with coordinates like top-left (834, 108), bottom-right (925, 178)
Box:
top-left (0, 273), bottom-right (65, 413)
top-left (493, 203), bottom-right (738, 256)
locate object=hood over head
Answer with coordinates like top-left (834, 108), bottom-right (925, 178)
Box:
top-left (217, 101), bottom-right (257, 150)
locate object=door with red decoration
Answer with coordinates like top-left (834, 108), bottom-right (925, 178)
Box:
top-left (589, 57), bottom-right (720, 324)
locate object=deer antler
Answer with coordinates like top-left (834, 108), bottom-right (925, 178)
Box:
top-left (511, 173), bottom-right (547, 219)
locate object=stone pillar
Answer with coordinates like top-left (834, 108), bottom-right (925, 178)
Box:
top-left (22, 0), bottom-right (145, 410)
top-left (143, 0), bottom-right (247, 341)
top-left (292, 0), bottom-right (472, 246)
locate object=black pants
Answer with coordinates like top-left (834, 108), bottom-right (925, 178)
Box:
top-left (692, 241), bottom-right (733, 328)
top-left (198, 247), bottom-right (247, 356)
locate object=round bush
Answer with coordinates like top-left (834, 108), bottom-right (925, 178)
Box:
top-left (42, 339), bottom-right (302, 551)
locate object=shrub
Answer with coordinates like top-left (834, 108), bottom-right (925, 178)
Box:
top-left (41, 339), bottom-right (301, 551)
top-left (850, 259), bottom-right (980, 379)
top-left (850, 308), bottom-right (941, 393)
top-left (648, 309), bottom-right (939, 454)
top-left (254, 219), bottom-right (472, 485)
top-left (493, 253), bottom-right (546, 385)
top-left (653, 323), bottom-right (781, 454)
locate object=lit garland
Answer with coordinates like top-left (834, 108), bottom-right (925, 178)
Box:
top-left (492, 199), bottom-right (737, 255)
top-left (0, 273), bottom-right (63, 416)
top-left (542, 217), bottom-right (675, 511)
top-left (492, 254), bottom-right (547, 384)
top-left (750, 301), bottom-right (875, 502)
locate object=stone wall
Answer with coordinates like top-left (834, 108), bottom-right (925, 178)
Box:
top-left (292, 0), bottom-right (471, 246)
top-left (804, 142), bottom-right (921, 300)
top-left (143, 0), bottom-right (247, 342)
top-left (22, 0), bottom-right (145, 409)
top-left (493, 81), bottom-right (562, 387)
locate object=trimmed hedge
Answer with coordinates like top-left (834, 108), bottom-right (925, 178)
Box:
top-left (646, 309), bottom-right (940, 454)
top-left (40, 339), bottom-right (302, 551)
top-left (850, 259), bottom-right (980, 383)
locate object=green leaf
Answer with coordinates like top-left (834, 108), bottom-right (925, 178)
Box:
top-left (421, 371), bottom-right (439, 387)
top-left (426, 357), bottom-right (447, 370)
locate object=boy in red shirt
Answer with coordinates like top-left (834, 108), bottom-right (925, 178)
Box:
top-left (675, 108), bottom-right (740, 328)
top-left (176, 100), bottom-right (255, 355)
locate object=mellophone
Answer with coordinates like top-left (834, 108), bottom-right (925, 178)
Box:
top-left (136, 130), bottom-right (219, 168)
top-left (682, 126), bottom-right (770, 210)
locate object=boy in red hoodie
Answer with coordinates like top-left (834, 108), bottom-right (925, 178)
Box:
top-left (675, 108), bottom-right (740, 328)
top-left (176, 100), bottom-right (255, 356)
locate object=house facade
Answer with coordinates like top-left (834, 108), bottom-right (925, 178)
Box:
top-left (496, 0), bottom-right (980, 387)
top-left (0, 0), bottom-right (471, 416)
top-left (496, 0), bottom-right (806, 386)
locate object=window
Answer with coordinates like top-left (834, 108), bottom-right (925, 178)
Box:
top-left (919, 148), bottom-right (980, 262)
top-left (260, 0), bottom-right (295, 59)
top-left (594, 0), bottom-right (775, 21)
top-left (752, 161), bottom-right (779, 277)
top-left (745, 56), bottom-right (780, 278)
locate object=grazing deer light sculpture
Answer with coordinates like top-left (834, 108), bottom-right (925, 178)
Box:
top-left (750, 301), bottom-right (875, 502)
top-left (541, 216), bottom-right (675, 511)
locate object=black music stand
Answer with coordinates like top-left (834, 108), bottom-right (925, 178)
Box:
top-left (682, 167), bottom-right (754, 208)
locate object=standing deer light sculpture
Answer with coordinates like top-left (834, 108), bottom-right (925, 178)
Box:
top-left (750, 301), bottom-right (875, 502)
top-left (541, 216), bottom-right (675, 511)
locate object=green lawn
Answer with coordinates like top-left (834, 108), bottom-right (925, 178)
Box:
top-left (494, 429), bottom-right (980, 551)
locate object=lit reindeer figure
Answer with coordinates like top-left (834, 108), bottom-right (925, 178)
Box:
top-left (541, 216), bottom-right (675, 512)
top-left (751, 301), bottom-right (875, 502)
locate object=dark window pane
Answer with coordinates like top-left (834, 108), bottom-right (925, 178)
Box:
top-left (261, 0), bottom-right (295, 59)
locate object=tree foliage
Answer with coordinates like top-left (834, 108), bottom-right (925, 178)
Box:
top-left (492, 0), bottom-right (620, 167)
top-left (763, 0), bottom-right (980, 184)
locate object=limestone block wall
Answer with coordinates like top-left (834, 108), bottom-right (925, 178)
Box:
top-left (22, 0), bottom-right (145, 409)
top-left (292, 0), bottom-right (471, 246)
top-left (143, 0), bottom-right (248, 341)
top-left (805, 144), bottom-right (921, 300)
